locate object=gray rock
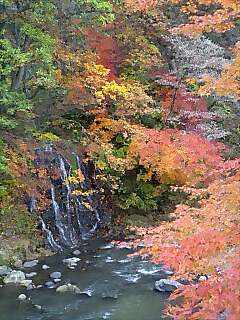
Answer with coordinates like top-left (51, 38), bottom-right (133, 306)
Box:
top-left (42, 264), bottom-right (50, 270)
top-left (23, 260), bottom-right (38, 268)
top-left (34, 305), bottom-right (42, 310)
top-left (45, 281), bottom-right (56, 289)
top-left (62, 257), bottom-right (80, 268)
top-left (4, 270), bottom-right (25, 284)
top-left (154, 279), bottom-right (182, 292)
top-left (26, 272), bottom-right (37, 278)
top-left (50, 272), bottom-right (62, 279)
top-left (56, 284), bottom-right (81, 294)
top-left (53, 278), bottom-right (61, 283)
top-left (73, 250), bottom-right (81, 256)
top-left (198, 275), bottom-right (208, 282)
top-left (17, 294), bottom-right (27, 301)
top-left (20, 279), bottom-right (33, 288)
top-left (102, 290), bottom-right (119, 300)
top-left (0, 266), bottom-right (12, 276)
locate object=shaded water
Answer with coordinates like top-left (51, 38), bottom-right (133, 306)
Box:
top-left (0, 240), bottom-right (169, 320)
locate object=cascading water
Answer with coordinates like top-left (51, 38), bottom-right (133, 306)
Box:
top-left (31, 145), bottom-right (104, 251)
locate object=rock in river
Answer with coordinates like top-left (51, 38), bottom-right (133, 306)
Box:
top-left (50, 271), bottom-right (62, 279)
top-left (23, 260), bottom-right (38, 268)
top-left (154, 279), bottom-right (182, 292)
top-left (4, 270), bottom-right (25, 284)
top-left (0, 266), bottom-right (12, 276)
top-left (56, 284), bottom-right (81, 294)
top-left (17, 294), bottom-right (27, 301)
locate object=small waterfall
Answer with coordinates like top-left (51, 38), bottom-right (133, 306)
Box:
top-left (31, 146), bottom-right (105, 251)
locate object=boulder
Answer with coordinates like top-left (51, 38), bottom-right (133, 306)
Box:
top-left (0, 266), bottom-right (12, 276)
top-left (42, 264), bottom-right (50, 270)
top-left (56, 284), bottom-right (81, 294)
top-left (154, 279), bottom-right (182, 292)
top-left (73, 250), bottom-right (81, 256)
top-left (62, 257), bottom-right (80, 269)
top-left (45, 281), bottom-right (56, 289)
top-left (50, 272), bottom-right (62, 279)
top-left (17, 294), bottom-right (27, 301)
top-left (23, 260), bottom-right (38, 268)
top-left (20, 279), bottom-right (33, 288)
top-left (4, 270), bottom-right (25, 284)
top-left (26, 272), bottom-right (37, 278)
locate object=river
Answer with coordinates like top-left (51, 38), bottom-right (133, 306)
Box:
top-left (0, 240), bottom-right (169, 320)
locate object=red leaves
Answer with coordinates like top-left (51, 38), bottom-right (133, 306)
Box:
top-left (129, 128), bottom-right (223, 186)
top-left (86, 29), bottom-right (123, 79)
top-left (116, 170), bottom-right (240, 319)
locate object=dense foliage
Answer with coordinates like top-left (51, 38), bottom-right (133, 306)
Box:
top-left (0, 0), bottom-right (239, 318)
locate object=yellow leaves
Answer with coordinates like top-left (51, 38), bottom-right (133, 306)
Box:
top-left (95, 80), bottom-right (130, 103)
top-left (65, 169), bottom-right (85, 185)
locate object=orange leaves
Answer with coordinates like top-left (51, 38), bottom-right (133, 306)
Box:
top-left (118, 169), bottom-right (240, 319)
top-left (129, 128), bottom-right (223, 186)
top-left (171, 0), bottom-right (240, 36)
top-left (199, 42), bottom-right (240, 98)
top-left (124, 0), bottom-right (160, 12)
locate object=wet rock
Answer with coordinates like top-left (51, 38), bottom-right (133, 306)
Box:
top-left (62, 257), bottom-right (80, 268)
top-left (155, 279), bottom-right (182, 292)
top-left (23, 260), bottom-right (38, 268)
top-left (100, 244), bottom-right (114, 250)
top-left (198, 275), bottom-right (208, 282)
top-left (53, 278), bottom-right (61, 283)
top-left (26, 272), bottom-right (37, 278)
top-left (73, 250), bottom-right (81, 256)
top-left (4, 270), bottom-right (25, 284)
top-left (102, 290), bottom-right (119, 300)
top-left (18, 294), bottom-right (27, 301)
top-left (0, 266), bottom-right (12, 276)
top-left (42, 264), bottom-right (50, 270)
top-left (45, 281), bottom-right (56, 289)
top-left (20, 279), bottom-right (33, 288)
top-left (34, 304), bottom-right (43, 310)
top-left (56, 284), bottom-right (81, 294)
top-left (50, 271), bottom-right (62, 279)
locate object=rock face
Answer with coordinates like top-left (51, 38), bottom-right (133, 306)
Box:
top-left (23, 260), bottom-right (38, 268)
top-left (56, 284), bottom-right (81, 294)
top-left (4, 270), bottom-right (26, 284)
top-left (154, 279), bottom-right (182, 292)
top-left (0, 266), bottom-right (12, 276)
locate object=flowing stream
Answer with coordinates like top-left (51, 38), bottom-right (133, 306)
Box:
top-left (0, 240), bottom-right (169, 320)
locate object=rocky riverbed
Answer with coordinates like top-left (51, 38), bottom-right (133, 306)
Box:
top-left (0, 239), bottom-right (174, 320)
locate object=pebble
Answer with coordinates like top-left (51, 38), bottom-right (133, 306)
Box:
top-left (20, 280), bottom-right (33, 288)
top-left (23, 260), bottom-right (38, 268)
top-left (34, 304), bottom-right (42, 310)
top-left (26, 272), bottom-right (37, 278)
top-left (53, 278), bottom-right (61, 283)
top-left (18, 294), bottom-right (27, 301)
top-left (50, 272), bottom-right (62, 279)
top-left (73, 250), bottom-right (81, 256)
top-left (45, 281), bottom-right (56, 289)
top-left (154, 279), bottom-right (182, 292)
top-left (42, 264), bottom-right (50, 270)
